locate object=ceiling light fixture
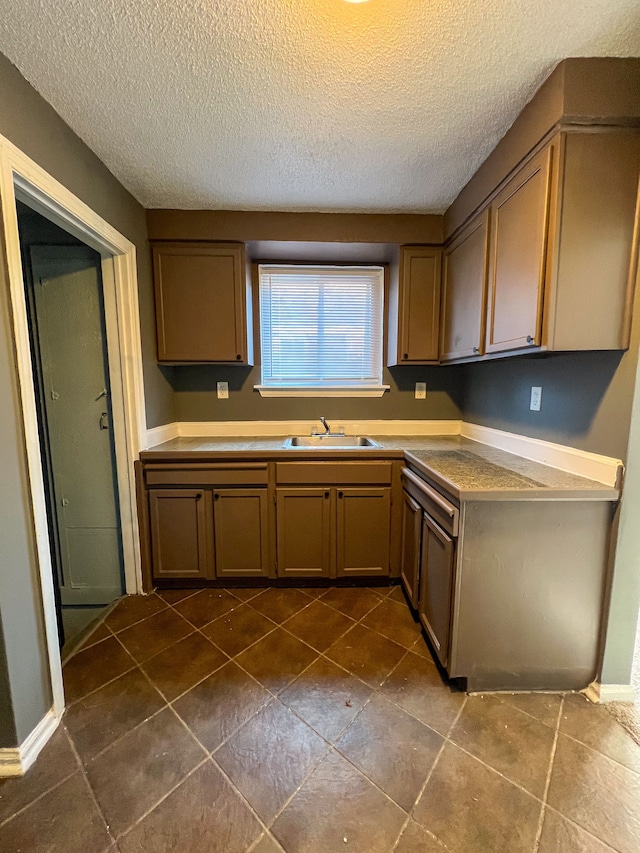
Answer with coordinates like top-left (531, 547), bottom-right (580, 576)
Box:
top-left (343, 0), bottom-right (371, 4)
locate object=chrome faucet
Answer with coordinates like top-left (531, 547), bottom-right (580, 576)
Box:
top-left (319, 416), bottom-right (330, 434)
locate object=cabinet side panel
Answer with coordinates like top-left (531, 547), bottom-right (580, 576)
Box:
top-left (553, 131), bottom-right (640, 351)
top-left (453, 501), bottom-right (612, 691)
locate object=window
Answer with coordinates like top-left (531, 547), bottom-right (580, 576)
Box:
top-left (256, 264), bottom-right (389, 397)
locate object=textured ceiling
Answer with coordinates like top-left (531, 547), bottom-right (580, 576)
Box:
top-left (0, 0), bottom-right (639, 212)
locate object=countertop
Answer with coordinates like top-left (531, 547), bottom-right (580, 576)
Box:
top-left (141, 435), bottom-right (620, 502)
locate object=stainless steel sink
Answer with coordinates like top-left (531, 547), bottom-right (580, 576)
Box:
top-left (282, 435), bottom-right (381, 448)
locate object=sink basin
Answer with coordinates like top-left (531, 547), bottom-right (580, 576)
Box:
top-left (283, 435), bottom-right (381, 448)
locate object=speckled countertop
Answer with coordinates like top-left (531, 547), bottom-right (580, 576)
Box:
top-left (141, 435), bottom-right (620, 501)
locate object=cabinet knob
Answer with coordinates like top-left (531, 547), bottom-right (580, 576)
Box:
top-left (236, 354), bottom-right (242, 360)
top-left (473, 346), bottom-right (479, 354)
top-left (196, 492), bottom-right (203, 500)
top-left (526, 335), bottom-right (535, 344)
top-left (214, 493), bottom-right (219, 500)
top-left (403, 353), bottom-right (409, 360)
top-left (324, 491), bottom-right (330, 498)
top-left (338, 491), bottom-right (344, 499)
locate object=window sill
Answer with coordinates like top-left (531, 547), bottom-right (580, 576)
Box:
top-left (254, 385), bottom-right (390, 398)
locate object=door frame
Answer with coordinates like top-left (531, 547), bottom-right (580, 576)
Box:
top-left (0, 131), bottom-right (147, 718)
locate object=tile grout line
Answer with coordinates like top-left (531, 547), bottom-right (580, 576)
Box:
top-left (155, 699), bottom-right (275, 845)
top-left (109, 757), bottom-right (210, 843)
top-left (390, 697), bottom-right (469, 852)
top-left (64, 722), bottom-right (120, 851)
top-left (0, 730), bottom-right (82, 829)
top-left (541, 803), bottom-right (622, 853)
top-left (532, 695), bottom-right (564, 852)
top-left (69, 665), bottom-right (171, 767)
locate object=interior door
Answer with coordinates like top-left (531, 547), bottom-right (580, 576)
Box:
top-left (30, 245), bottom-right (124, 605)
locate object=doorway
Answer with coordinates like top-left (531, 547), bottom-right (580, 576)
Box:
top-left (17, 202), bottom-right (124, 649)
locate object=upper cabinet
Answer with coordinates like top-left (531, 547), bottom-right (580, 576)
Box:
top-left (441, 210), bottom-right (490, 361)
top-left (388, 246), bottom-right (441, 365)
top-left (442, 129), bottom-right (640, 362)
top-left (152, 242), bottom-right (253, 364)
top-left (485, 145), bottom-right (553, 354)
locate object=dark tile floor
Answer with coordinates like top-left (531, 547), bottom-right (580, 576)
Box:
top-left (2, 585), bottom-right (640, 852)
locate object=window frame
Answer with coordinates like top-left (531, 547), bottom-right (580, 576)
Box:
top-left (254, 262), bottom-right (390, 398)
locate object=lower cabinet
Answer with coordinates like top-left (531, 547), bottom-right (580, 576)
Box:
top-left (400, 468), bottom-right (459, 667)
top-left (149, 489), bottom-right (213, 581)
top-left (276, 489), bottom-right (332, 578)
top-left (148, 486), bottom-right (270, 580)
top-left (418, 513), bottom-right (455, 667)
top-left (337, 488), bottom-right (391, 577)
top-left (276, 486), bottom-right (392, 579)
top-left (400, 490), bottom-right (422, 607)
top-left (213, 489), bottom-right (270, 578)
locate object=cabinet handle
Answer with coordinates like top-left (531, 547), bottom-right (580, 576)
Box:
top-left (214, 493), bottom-right (219, 500)
top-left (403, 353), bottom-right (409, 360)
top-left (324, 491), bottom-right (330, 498)
top-left (196, 492), bottom-right (203, 500)
top-left (473, 346), bottom-right (479, 354)
top-left (236, 354), bottom-right (242, 360)
top-left (526, 335), bottom-right (535, 344)
top-left (338, 491), bottom-right (343, 498)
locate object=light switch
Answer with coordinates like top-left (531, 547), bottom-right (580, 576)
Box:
top-left (217, 381), bottom-right (229, 399)
top-left (415, 382), bottom-right (427, 400)
top-left (530, 386), bottom-right (542, 411)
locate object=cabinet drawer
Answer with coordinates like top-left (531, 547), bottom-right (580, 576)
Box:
top-left (146, 463), bottom-right (269, 487)
top-left (401, 468), bottom-right (459, 537)
top-left (276, 462), bottom-right (392, 486)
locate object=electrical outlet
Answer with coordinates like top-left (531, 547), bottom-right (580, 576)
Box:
top-left (415, 382), bottom-right (427, 400)
top-left (530, 386), bottom-right (542, 412)
top-left (217, 381), bottom-right (229, 400)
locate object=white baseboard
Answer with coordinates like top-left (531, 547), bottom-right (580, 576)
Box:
top-left (144, 422), bottom-right (179, 447)
top-left (147, 419), bottom-right (462, 444)
top-left (144, 419), bottom-right (622, 488)
top-left (583, 682), bottom-right (635, 703)
top-left (0, 709), bottom-right (59, 778)
top-left (461, 422), bottom-right (623, 488)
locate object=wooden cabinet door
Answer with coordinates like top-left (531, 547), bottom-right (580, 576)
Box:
top-left (153, 242), bottom-right (250, 363)
top-left (485, 146), bottom-right (553, 354)
top-left (441, 211), bottom-right (490, 361)
top-left (396, 247), bottom-right (441, 363)
top-left (418, 513), bottom-right (455, 667)
top-left (400, 490), bottom-right (422, 607)
top-left (213, 489), bottom-right (269, 578)
top-left (336, 488), bottom-right (391, 577)
top-left (149, 489), bottom-right (213, 580)
top-left (276, 489), bottom-right (332, 578)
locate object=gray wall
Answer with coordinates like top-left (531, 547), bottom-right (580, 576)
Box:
top-left (0, 54), bottom-right (173, 429)
top-left (172, 364), bottom-right (464, 423)
top-left (461, 349), bottom-right (634, 462)
top-left (0, 53), bottom-right (171, 748)
top-left (0, 250), bottom-right (52, 746)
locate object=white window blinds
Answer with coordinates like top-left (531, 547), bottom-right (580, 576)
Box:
top-left (258, 265), bottom-right (386, 395)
